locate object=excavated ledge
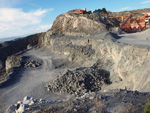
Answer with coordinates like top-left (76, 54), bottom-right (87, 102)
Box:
top-left (42, 31), bottom-right (150, 92)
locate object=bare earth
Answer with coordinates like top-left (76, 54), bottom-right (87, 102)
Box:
top-left (1, 30), bottom-right (150, 112)
top-left (117, 29), bottom-right (150, 47)
top-left (0, 48), bottom-right (72, 112)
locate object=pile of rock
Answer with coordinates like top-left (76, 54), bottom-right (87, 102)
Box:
top-left (5, 96), bottom-right (51, 113)
top-left (46, 67), bottom-right (111, 95)
top-left (24, 59), bottom-right (42, 68)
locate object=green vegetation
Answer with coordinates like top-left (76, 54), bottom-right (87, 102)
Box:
top-left (87, 11), bottom-right (92, 14)
top-left (93, 8), bottom-right (107, 14)
top-left (102, 8), bottom-right (107, 14)
top-left (144, 102), bottom-right (150, 113)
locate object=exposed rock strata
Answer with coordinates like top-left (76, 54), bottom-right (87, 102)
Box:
top-left (42, 31), bottom-right (150, 92)
top-left (51, 12), bottom-right (107, 36)
top-left (1, 9), bottom-right (150, 93)
top-left (0, 33), bottom-right (45, 70)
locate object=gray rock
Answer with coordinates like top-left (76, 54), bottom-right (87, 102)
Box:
top-left (46, 66), bottom-right (111, 95)
top-left (5, 104), bottom-right (17, 113)
top-left (16, 104), bottom-right (28, 113)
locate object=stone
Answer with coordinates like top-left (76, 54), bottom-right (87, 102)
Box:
top-left (39, 99), bottom-right (46, 103)
top-left (23, 96), bottom-right (30, 101)
top-left (5, 104), bottom-right (17, 113)
top-left (89, 96), bottom-right (94, 100)
top-left (51, 11), bottom-right (107, 36)
top-left (23, 100), bottom-right (30, 105)
top-left (46, 66), bottom-right (111, 95)
top-left (28, 100), bottom-right (34, 106)
top-left (47, 99), bottom-right (53, 103)
top-left (16, 104), bottom-right (28, 113)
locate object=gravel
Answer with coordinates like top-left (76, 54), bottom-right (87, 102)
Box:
top-left (46, 66), bottom-right (111, 96)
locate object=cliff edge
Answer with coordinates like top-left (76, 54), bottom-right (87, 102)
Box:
top-left (51, 10), bottom-right (107, 36)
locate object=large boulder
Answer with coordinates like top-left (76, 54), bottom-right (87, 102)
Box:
top-left (51, 11), bottom-right (107, 36)
top-left (5, 55), bottom-right (22, 72)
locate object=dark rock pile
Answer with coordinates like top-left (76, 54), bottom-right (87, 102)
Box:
top-left (24, 59), bottom-right (43, 68)
top-left (46, 67), bottom-right (111, 95)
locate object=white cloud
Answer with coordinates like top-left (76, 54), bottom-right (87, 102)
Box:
top-left (0, 24), bottom-right (52, 38)
top-left (121, 7), bottom-right (130, 11)
top-left (141, 1), bottom-right (150, 4)
top-left (0, 8), bottom-right (48, 31)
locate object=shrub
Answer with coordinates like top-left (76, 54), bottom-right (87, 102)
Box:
top-left (144, 102), bottom-right (150, 113)
top-left (102, 8), bottom-right (107, 14)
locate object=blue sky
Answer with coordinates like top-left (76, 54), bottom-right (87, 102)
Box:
top-left (0, 0), bottom-right (150, 38)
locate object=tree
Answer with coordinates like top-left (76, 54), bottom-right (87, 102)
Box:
top-left (87, 11), bottom-right (92, 14)
top-left (97, 9), bottom-right (102, 13)
top-left (93, 9), bottom-right (97, 13)
top-left (102, 8), bottom-right (107, 14)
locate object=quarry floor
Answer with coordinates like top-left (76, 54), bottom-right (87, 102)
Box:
top-left (1, 29), bottom-right (150, 112)
top-left (0, 48), bottom-right (72, 112)
top-left (117, 29), bottom-right (150, 47)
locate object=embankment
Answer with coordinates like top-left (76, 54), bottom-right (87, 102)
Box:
top-left (1, 9), bottom-right (150, 92)
top-left (42, 30), bottom-right (150, 92)
top-left (0, 33), bottom-right (45, 69)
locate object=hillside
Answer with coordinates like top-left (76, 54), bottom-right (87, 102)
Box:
top-left (2, 8), bottom-right (150, 113)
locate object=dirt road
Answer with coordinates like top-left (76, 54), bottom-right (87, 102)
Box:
top-left (0, 48), bottom-right (70, 112)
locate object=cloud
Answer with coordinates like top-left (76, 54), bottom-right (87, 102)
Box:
top-left (121, 7), bottom-right (130, 11)
top-left (0, 8), bottom-right (48, 31)
top-left (0, 24), bottom-right (52, 38)
top-left (141, 1), bottom-right (150, 4)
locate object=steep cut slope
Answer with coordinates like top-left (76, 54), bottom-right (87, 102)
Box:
top-left (41, 31), bottom-right (150, 92)
top-left (0, 33), bottom-right (45, 69)
top-left (51, 11), bottom-right (107, 36)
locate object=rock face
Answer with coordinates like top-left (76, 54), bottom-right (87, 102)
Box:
top-left (1, 9), bottom-right (150, 93)
top-left (0, 33), bottom-right (45, 70)
top-left (5, 55), bottom-right (22, 72)
top-left (46, 66), bottom-right (111, 95)
top-left (51, 11), bottom-right (107, 36)
top-left (41, 31), bottom-right (150, 92)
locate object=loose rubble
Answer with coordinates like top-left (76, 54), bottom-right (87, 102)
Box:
top-left (46, 67), bottom-right (111, 95)
top-left (24, 59), bottom-right (42, 68)
top-left (6, 89), bottom-right (150, 113)
top-left (5, 96), bottom-right (53, 113)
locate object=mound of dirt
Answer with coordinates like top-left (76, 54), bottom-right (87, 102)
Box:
top-left (46, 66), bottom-right (111, 95)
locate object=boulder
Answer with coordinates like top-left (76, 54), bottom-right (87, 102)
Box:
top-left (5, 104), bottom-right (16, 113)
top-left (51, 12), bottom-right (107, 36)
top-left (16, 104), bottom-right (28, 113)
top-left (5, 55), bottom-right (22, 72)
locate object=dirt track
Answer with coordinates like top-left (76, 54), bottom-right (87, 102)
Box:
top-left (0, 48), bottom-right (71, 112)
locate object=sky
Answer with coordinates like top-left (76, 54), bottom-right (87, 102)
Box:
top-left (0, 0), bottom-right (150, 38)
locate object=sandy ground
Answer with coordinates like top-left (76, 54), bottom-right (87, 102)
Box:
top-left (117, 29), bottom-right (150, 46)
top-left (0, 48), bottom-right (71, 112)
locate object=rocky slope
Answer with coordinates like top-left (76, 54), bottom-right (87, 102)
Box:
top-left (50, 10), bottom-right (107, 36)
top-left (0, 33), bottom-right (45, 84)
top-left (2, 9), bottom-right (150, 112)
top-left (6, 89), bottom-right (150, 113)
top-left (1, 9), bottom-right (150, 92)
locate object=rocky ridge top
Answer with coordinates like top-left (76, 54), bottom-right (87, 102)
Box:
top-left (50, 10), bottom-right (108, 36)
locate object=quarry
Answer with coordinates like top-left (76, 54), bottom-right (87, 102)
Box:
top-left (1, 8), bottom-right (150, 113)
